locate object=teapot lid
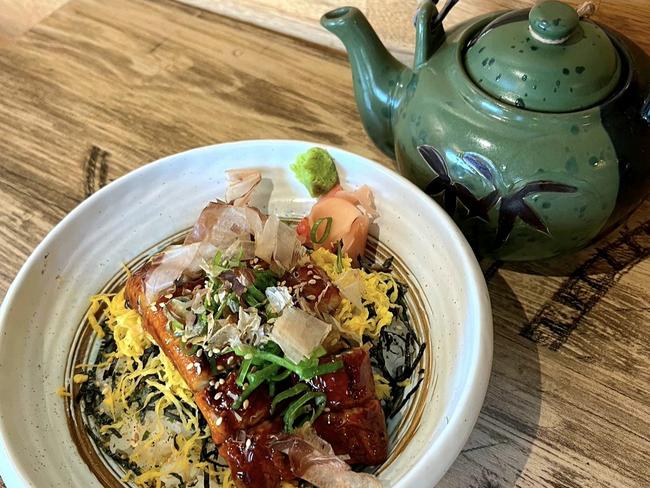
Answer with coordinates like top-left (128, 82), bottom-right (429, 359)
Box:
top-left (464, 0), bottom-right (621, 112)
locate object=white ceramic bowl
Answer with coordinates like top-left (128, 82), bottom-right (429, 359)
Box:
top-left (0, 140), bottom-right (492, 487)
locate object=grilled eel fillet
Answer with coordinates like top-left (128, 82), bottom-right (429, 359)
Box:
top-left (125, 262), bottom-right (388, 488)
top-left (125, 263), bottom-right (274, 444)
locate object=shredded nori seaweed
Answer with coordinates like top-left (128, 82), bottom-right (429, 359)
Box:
top-left (170, 473), bottom-right (187, 487)
top-left (358, 255), bottom-right (394, 274)
top-left (85, 424), bottom-right (143, 475)
top-left (76, 319), bottom-right (204, 487)
top-left (367, 260), bottom-right (426, 419)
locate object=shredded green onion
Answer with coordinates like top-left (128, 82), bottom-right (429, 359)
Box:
top-left (230, 343), bottom-right (343, 428)
top-left (336, 239), bottom-right (344, 272)
top-left (231, 363), bottom-right (280, 410)
top-left (310, 217), bottom-right (333, 244)
top-left (312, 359), bottom-right (344, 377)
top-left (244, 284), bottom-right (266, 305)
top-left (270, 369), bottom-right (292, 382)
top-left (270, 383), bottom-right (309, 414)
top-left (283, 391), bottom-right (327, 432)
top-left (236, 358), bottom-right (253, 387)
top-left (170, 319), bottom-right (184, 333)
top-left (214, 292), bottom-right (235, 320)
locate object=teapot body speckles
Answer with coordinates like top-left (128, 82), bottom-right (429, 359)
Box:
top-left (322, 2), bottom-right (650, 260)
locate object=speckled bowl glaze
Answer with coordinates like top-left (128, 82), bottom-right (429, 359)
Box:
top-left (0, 140), bottom-right (492, 487)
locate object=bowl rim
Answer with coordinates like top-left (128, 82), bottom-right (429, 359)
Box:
top-left (0, 139), bottom-right (492, 487)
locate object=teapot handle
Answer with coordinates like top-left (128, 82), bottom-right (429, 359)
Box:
top-left (413, 2), bottom-right (438, 69)
top-left (413, 0), bottom-right (459, 69)
top-left (435, 0), bottom-right (461, 25)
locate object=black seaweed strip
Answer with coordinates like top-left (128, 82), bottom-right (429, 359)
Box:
top-left (369, 272), bottom-right (427, 418)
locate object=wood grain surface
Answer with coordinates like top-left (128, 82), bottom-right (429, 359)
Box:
top-left (0, 0), bottom-right (66, 43)
top-left (0, 0), bottom-right (648, 487)
top-left (3, 1), bottom-right (649, 61)
top-left (178, 0), bottom-right (650, 63)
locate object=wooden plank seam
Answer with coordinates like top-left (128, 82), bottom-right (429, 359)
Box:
top-left (520, 219), bottom-right (650, 350)
top-left (83, 145), bottom-right (110, 198)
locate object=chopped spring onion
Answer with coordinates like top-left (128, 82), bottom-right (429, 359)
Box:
top-left (336, 239), bottom-right (344, 272)
top-left (236, 358), bottom-right (253, 387)
top-left (237, 348), bottom-right (339, 381)
top-left (231, 363), bottom-right (280, 410)
top-left (310, 217), bottom-right (333, 244)
top-left (283, 391), bottom-right (327, 432)
top-left (244, 284), bottom-right (266, 305)
top-left (211, 247), bottom-right (244, 276)
top-left (170, 319), bottom-right (184, 336)
top-left (253, 270), bottom-right (277, 290)
top-left (270, 369), bottom-right (292, 382)
top-left (270, 383), bottom-right (309, 414)
top-left (214, 292), bottom-right (235, 320)
top-left (311, 360), bottom-right (344, 377)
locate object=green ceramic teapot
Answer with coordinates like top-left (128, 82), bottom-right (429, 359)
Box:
top-left (322, 0), bottom-right (650, 260)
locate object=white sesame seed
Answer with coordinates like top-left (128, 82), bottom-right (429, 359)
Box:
top-left (252, 258), bottom-right (259, 264)
top-left (308, 279), bottom-right (317, 285)
top-left (214, 392), bottom-right (222, 401)
top-left (307, 270), bottom-right (314, 275)
top-left (209, 380), bottom-right (215, 386)
top-left (307, 265), bottom-right (313, 269)
top-left (217, 364), bottom-right (224, 371)
top-left (219, 378), bottom-right (225, 385)
top-left (164, 293), bottom-right (173, 299)
top-left (245, 438), bottom-right (251, 449)
top-left (196, 348), bottom-right (203, 358)
top-left (313, 274), bottom-right (322, 280)
top-left (279, 280), bottom-right (286, 286)
top-left (233, 412), bottom-right (242, 422)
top-left (216, 416), bottom-right (223, 426)
top-left (306, 294), bottom-right (316, 300)
top-left (207, 350), bottom-right (214, 358)
top-left (185, 363), bottom-right (193, 370)
top-left (195, 364), bottom-right (202, 375)
top-left (227, 356), bottom-right (234, 365)
top-left (213, 348), bottom-right (221, 354)
top-left (242, 399), bottom-right (250, 410)
top-left (324, 407), bottom-right (331, 412)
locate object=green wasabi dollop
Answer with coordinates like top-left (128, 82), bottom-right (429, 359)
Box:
top-left (291, 147), bottom-right (339, 197)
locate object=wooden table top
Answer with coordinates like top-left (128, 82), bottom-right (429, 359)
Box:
top-left (0, 0), bottom-right (648, 486)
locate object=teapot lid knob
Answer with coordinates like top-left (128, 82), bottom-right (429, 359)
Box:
top-left (528, 0), bottom-right (579, 44)
top-left (464, 0), bottom-right (621, 112)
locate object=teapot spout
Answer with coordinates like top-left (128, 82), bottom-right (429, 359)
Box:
top-left (321, 7), bottom-right (411, 157)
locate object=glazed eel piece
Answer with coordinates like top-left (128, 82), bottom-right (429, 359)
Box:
top-left (124, 265), bottom-right (212, 391)
top-left (125, 262), bottom-right (388, 488)
top-left (125, 264), bottom-right (274, 442)
top-left (219, 349), bottom-right (388, 487)
top-left (308, 348), bottom-right (388, 465)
